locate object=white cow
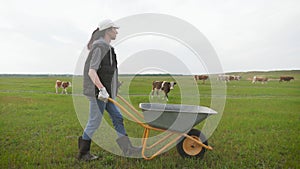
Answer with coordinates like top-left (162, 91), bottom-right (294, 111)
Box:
top-left (252, 76), bottom-right (268, 84)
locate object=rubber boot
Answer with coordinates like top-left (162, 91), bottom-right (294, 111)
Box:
top-left (77, 136), bottom-right (98, 161)
top-left (116, 135), bottom-right (142, 156)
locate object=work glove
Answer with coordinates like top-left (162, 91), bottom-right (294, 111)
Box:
top-left (98, 87), bottom-right (109, 102)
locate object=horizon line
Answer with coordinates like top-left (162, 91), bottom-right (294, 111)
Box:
top-left (0, 69), bottom-right (299, 76)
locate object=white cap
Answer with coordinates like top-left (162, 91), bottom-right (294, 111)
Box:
top-left (98, 19), bottom-right (119, 31)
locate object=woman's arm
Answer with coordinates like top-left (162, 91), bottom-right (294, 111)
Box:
top-left (88, 69), bottom-right (104, 89)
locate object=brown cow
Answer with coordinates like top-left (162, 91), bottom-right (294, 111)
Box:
top-left (279, 76), bottom-right (294, 82)
top-left (55, 80), bottom-right (72, 94)
top-left (194, 75), bottom-right (209, 84)
top-left (252, 76), bottom-right (268, 84)
top-left (151, 81), bottom-right (176, 101)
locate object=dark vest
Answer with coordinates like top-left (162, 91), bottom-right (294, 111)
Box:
top-left (83, 44), bottom-right (117, 97)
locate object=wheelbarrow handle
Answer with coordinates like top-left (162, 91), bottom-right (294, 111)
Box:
top-left (108, 98), bottom-right (145, 126)
top-left (117, 95), bottom-right (144, 119)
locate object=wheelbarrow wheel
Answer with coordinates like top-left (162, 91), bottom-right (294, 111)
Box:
top-left (176, 129), bottom-right (208, 158)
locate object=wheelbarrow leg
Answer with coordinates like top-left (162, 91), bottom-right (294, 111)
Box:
top-left (141, 128), bottom-right (182, 160)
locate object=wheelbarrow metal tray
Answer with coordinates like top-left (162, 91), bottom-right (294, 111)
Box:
top-left (139, 103), bottom-right (217, 132)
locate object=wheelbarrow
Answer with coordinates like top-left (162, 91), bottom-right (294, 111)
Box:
top-left (108, 95), bottom-right (217, 160)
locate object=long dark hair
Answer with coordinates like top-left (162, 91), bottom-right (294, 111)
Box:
top-left (87, 28), bottom-right (106, 50)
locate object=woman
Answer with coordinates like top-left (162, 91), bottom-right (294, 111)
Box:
top-left (78, 19), bottom-right (141, 161)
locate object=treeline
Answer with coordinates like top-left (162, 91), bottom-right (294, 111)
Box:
top-left (0, 74), bottom-right (73, 77)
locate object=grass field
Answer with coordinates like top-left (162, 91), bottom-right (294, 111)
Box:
top-left (0, 70), bottom-right (299, 169)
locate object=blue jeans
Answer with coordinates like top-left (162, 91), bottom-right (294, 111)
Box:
top-left (82, 97), bottom-right (127, 140)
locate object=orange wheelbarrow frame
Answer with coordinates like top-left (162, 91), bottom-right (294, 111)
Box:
top-left (108, 95), bottom-right (213, 160)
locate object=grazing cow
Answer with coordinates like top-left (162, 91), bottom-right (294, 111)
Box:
top-left (229, 76), bottom-right (235, 81)
top-left (55, 80), bottom-right (72, 94)
top-left (279, 76), bottom-right (294, 82)
top-left (151, 81), bottom-right (176, 101)
top-left (218, 75), bottom-right (241, 82)
top-left (218, 75), bottom-right (231, 82)
top-left (194, 75), bottom-right (209, 84)
top-left (252, 76), bottom-right (268, 84)
top-left (234, 76), bottom-right (242, 81)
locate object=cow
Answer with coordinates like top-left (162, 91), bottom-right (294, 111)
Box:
top-left (233, 75), bottom-right (242, 81)
top-left (194, 75), bottom-right (209, 84)
top-left (151, 81), bottom-right (176, 101)
top-left (217, 75), bottom-right (231, 82)
top-left (55, 80), bottom-right (72, 94)
top-left (218, 75), bottom-right (241, 82)
top-left (279, 76), bottom-right (294, 82)
top-left (252, 76), bottom-right (268, 84)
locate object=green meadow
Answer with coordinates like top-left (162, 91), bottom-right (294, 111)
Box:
top-left (0, 70), bottom-right (299, 169)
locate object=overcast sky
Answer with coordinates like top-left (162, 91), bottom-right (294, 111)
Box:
top-left (0, 0), bottom-right (299, 74)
